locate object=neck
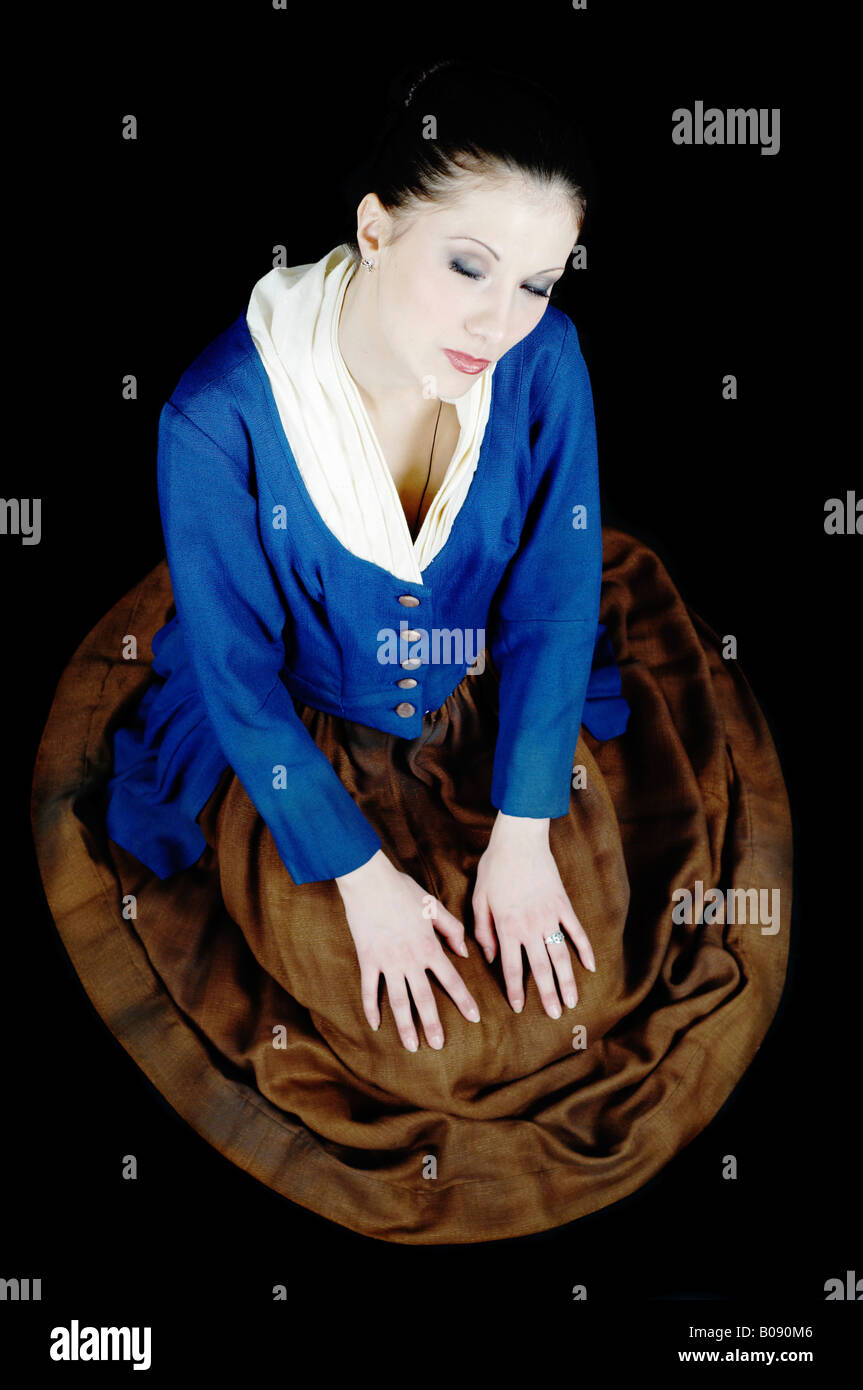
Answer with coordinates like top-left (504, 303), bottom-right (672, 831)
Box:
top-left (338, 262), bottom-right (431, 418)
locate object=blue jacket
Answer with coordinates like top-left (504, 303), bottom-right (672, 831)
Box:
top-left (105, 300), bottom-right (630, 885)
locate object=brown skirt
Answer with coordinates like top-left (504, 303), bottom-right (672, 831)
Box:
top-left (30, 527), bottom-right (792, 1244)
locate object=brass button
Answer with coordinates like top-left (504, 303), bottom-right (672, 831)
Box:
top-left (400, 657), bottom-right (422, 670)
top-left (396, 677), bottom-right (418, 688)
top-left (397, 594), bottom-right (420, 607)
top-left (394, 701), bottom-right (416, 717)
top-left (400, 628), bottom-right (422, 642)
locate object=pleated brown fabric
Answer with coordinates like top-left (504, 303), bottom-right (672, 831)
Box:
top-left (30, 527), bottom-right (793, 1243)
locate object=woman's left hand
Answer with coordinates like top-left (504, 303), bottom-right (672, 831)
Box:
top-left (472, 813), bottom-right (596, 1017)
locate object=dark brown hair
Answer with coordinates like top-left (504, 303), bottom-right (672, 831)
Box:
top-left (338, 58), bottom-right (592, 264)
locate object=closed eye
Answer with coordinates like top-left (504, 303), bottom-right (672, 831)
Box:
top-left (448, 259), bottom-right (557, 301)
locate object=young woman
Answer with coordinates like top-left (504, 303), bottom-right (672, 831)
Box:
top-left (31, 58), bottom-right (792, 1244)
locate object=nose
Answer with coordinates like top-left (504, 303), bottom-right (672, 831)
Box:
top-left (465, 306), bottom-right (507, 353)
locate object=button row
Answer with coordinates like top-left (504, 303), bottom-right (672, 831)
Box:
top-left (395, 595), bottom-right (421, 715)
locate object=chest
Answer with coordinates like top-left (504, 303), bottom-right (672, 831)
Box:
top-left (369, 401), bottom-right (462, 538)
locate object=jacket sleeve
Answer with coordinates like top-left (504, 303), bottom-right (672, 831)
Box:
top-left (157, 397), bottom-right (384, 885)
top-left (487, 316), bottom-right (603, 819)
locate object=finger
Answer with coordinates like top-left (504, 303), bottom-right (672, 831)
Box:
top-left (430, 953), bottom-right (481, 1024)
top-left (383, 972), bottom-right (419, 1052)
top-left (499, 925), bottom-right (525, 1012)
top-left (525, 930), bottom-right (563, 1019)
top-left (408, 970), bottom-right (446, 1049)
top-left (428, 898), bottom-right (470, 959)
top-left (544, 931), bottom-right (579, 1010)
top-left (560, 902), bottom-right (596, 973)
top-left (472, 891), bottom-right (496, 962)
top-left (360, 963), bottom-right (382, 1031)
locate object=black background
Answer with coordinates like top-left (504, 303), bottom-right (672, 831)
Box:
top-left (3, 0), bottom-right (859, 1373)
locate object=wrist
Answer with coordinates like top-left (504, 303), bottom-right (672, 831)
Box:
top-left (492, 810), bottom-right (550, 840)
top-left (335, 848), bottom-right (391, 895)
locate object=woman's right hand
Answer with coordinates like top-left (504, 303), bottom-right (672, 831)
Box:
top-left (335, 850), bottom-right (481, 1051)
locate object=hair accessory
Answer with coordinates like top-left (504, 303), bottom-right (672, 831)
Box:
top-left (402, 58), bottom-right (455, 109)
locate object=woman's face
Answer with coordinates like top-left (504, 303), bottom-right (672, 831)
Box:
top-left (358, 173), bottom-right (581, 398)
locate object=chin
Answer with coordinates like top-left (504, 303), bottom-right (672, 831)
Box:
top-left (437, 375), bottom-right (474, 402)
top-left (452, 376), bottom-right (479, 395)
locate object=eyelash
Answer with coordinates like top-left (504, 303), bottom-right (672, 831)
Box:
top-left (448, 259), bottom-right (556, 300)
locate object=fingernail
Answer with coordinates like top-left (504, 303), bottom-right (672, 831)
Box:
top-left (407, 1036), bottom-right (418, 1052)
top-left (461, 943), bottom-right (469, 958)
top-left (549, 1003), bottom-right (561, 1019)
top-left (513, 999), bottom-right (523, 1013)
top-left (468, 1006), bottom-right (480, 1022)
top-left (565, 993), bottom-right (577, 1009)
top-left (430, 1033), bottom-right (444, 1050)
top-left (371, 1021), bottom-right (380, 1031)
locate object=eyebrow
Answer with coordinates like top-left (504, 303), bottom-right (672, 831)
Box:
top-left (447, 235), bottom-right (567, 274)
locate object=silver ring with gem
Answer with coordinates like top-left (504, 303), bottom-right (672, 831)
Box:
top-left (544, 931), bottom-right (565, 946)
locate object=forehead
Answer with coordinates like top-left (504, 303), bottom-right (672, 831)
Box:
top-left (421, 173), bottom-right (577, 247)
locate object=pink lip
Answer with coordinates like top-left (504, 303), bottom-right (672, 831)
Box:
top-left (444, 348), bottom-right (490, 375)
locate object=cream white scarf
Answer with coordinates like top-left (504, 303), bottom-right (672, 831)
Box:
top-left (246, 243), bottom-right (494, 583)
